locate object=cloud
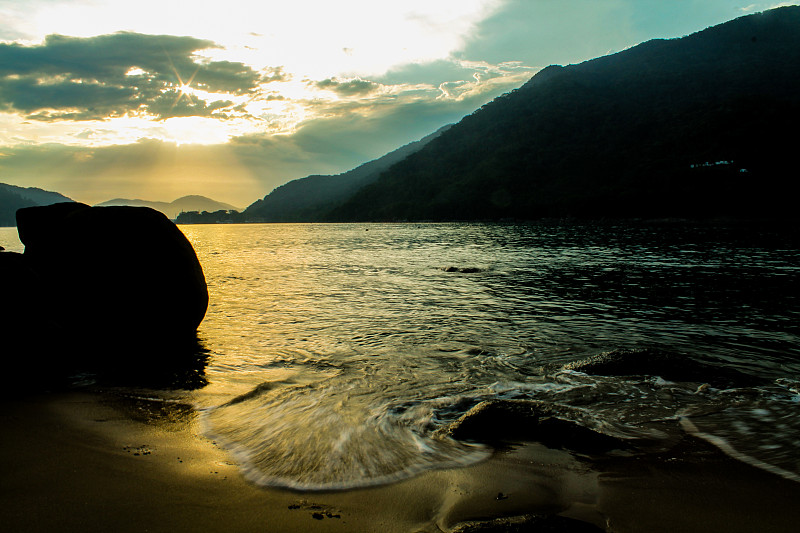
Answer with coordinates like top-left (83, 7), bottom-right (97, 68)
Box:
top-left (260, 66), bottom-right (289, 83)
top-left (454, 0), bottom-right (634, 67)
top-left (234, 65), bottom-right (532, 170)
top-left (0, 32), bottom-right (262, 120)
top-left (453, 0), bottom-right (767, 70)
top-left (0, 70), bottom-right (525, 208)
top-left (374, 57), bottom-right (537, 105)
top-left (740, 2), bottom-right (798, 12)
top-left (377, 59), bottom-right (485, 86)
top-left (142, 92), bottom-right (236, 120)
top-left (314, 77), bottom-right (382, 96)
top-left (0, 21), bottom-right (540, 204)
top-left (1, 75), bottom-right (136, 120)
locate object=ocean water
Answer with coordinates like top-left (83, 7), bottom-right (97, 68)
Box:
top-left (4, 222), bottom-right (799, 489)
top-left (171, 222), bottom-right (800, 490)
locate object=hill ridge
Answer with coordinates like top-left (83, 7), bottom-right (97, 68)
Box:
top-left (0, 182), bottom-right (74, 227)
top-left (327, 6), bottom-right (800, 221)
top-left (242, 124), bottom-right (452, 222)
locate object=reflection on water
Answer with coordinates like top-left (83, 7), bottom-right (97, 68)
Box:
top-left (94, 332), bottom-right (211, 390)
top-left (178, 222), bottom-right (799, 489)
top-left (0, 226), bottom-right (23, 252)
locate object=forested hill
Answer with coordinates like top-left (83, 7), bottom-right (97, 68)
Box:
top-left (328, 6), bottom-right (800, 222)
top-left (243, 125), bottom-right (452, 222)
top-left (0, 183), bottom-right (73, 227)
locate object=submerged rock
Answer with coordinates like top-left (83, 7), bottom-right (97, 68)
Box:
top-left (563, 348), bottom-right (767, 389)
top-left (3, 203), bottom-right (209, 383)
top-left (440, 399), bottom-right (626, 454)
top-left (442, 266), bottom-right (483, 273)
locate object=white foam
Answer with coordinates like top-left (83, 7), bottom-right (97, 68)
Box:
top-left (679, 417), bottom-right (800, 484)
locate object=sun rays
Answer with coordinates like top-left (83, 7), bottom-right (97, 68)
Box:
top-left (163, 49), bottom-right (202, 110)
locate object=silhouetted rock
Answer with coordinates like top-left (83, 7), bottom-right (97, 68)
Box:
top-left (441, 399), bottom-right (626, 454)
top-left (16, 202), bottom-right (89, 255)
top-left (0, 250), bottom-right (39, 339)
top-left (0, 249), bottom-right (66, 386)
top-left (9, 203), bottom-right (209, 379)
top-left (563, 348), bottom-right (767, 389)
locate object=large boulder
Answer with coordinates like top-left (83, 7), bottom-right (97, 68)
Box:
top-left (0, 248), bottom-right (69, 386)
top-left (10, 202), bottom-right (208, 374)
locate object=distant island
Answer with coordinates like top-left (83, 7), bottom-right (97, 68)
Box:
top-left (1, 187), bottom-right (240, 227)
top-left (213, 6), bottom-right (800, 223)
top-left (96, 195), bottom-right (241, 220)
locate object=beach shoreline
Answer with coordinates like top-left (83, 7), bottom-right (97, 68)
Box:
top-left (2, 390), bottom-right (799, 533)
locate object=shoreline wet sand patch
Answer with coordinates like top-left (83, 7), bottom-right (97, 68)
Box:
top-left (3, 391), bottom-right (800, 532)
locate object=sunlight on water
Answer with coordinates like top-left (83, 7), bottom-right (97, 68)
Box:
top-left (0, 227), bottom-right (23, 253)
top-left (176, 222), bottom-right (800, 489)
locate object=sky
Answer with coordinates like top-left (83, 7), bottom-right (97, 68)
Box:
top-left (0, 0), bottom-right (796, 208)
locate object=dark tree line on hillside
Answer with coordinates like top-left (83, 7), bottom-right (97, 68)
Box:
top-left (325, 7), bottom-right (800, 222)
top-left (0, 188), bottom-right (32, 226)
top-left (0, 184), bottom-right (73, 226)
top-left (175, 210), bottom-right (244, 224)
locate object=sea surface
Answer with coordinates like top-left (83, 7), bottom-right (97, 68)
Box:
top-left (3, 222), bottom-right (799, 490)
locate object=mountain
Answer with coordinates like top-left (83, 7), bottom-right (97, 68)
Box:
top-left (95, 195), bottom-right (240, 220)
top-left (328, 7), bottom-right (800, 222)
top-left (0, 183), bottom-right (73, 226)
top-left (242, 125), bottom-right (452, 222)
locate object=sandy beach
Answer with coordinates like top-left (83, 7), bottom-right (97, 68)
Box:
top-left (2, 390), bottom-right (799, 533)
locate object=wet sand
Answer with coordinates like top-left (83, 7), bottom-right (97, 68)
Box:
top-left (1, 391), bottom-right (799, 532)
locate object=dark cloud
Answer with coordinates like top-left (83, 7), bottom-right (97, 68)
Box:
top-left (0, 32), bottom-right (262, 120)
top-left (376, 59), bottom-right (481, 86)
top-left (142, 90), bottom-right (236, 120)
top-left (0, 75), bottom-right (136, 120)
top-left (314, 77), bottom-right (380, 96)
